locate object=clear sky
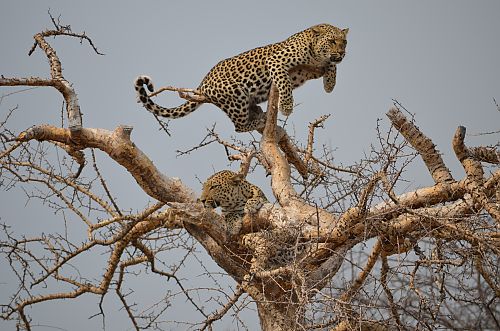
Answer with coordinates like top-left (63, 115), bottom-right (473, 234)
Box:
top-left (1, 1), bottom-right (499, 330)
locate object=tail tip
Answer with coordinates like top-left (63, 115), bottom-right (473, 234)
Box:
top-left (135, 75), bottom-right (154, 92)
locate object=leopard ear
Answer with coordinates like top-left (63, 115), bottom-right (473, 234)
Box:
top-left (311, 24), bottom-right (325, 36)
top-left (230, 173), bottom-right (245, 185)
top-left (342, 28), bottom-right (349, 36)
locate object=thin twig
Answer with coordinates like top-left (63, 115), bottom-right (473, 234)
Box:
top-left (91, 149), bottom-right (122, 216)
top-left (199, 287), bottom-right (244, 331)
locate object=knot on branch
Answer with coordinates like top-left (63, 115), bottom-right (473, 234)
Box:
top-left (112, 126), bottom-right (134, 141)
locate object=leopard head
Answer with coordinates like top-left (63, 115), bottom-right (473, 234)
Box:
top-left (310, 24), bottom-right (349, 64)
top-left (199, 170), bottom-right (245, 211)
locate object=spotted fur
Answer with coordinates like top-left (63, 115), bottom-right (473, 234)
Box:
top-left (200, 170), bottom-right (268, 236)
top-left (242, 227), bottom-right (307, 272)
top-left (135, 24), bottom-right (348, 132)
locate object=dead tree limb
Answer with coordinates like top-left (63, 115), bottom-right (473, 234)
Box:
top-left (1, 21), bottom-right (499, 331)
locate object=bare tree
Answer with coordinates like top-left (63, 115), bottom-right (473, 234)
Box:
top-left (1, 21), bottom-right (499, 331)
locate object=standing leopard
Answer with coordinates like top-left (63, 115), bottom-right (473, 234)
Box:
top-left (135, 24), bottom-right (348, 132)
top-left (200, 170), bottom-right (268, 236)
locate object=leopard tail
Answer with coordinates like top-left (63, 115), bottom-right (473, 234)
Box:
top-left (134, 75), bottom-right (201, 118)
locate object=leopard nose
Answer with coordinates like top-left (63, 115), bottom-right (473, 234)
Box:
top-left (331, 53), bottom-right (344, 62)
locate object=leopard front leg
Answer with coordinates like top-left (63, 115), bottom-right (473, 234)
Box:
top-left (244, 197), bottom-right (267, 215)
top-left (266, 59), bottom-right (294, 116)
top-left (289, 65), bottom-right (325, 89)
top-left (244, 183), bottom-right (268, 215)
top-left (288, 64), bottom-right (336, 93)
top-left (322, 63), bottom-right (337, 93)
top-left (224, 212), bottom-right (244, 237)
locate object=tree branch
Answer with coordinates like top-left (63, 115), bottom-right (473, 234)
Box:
top-left (453, 126), bottom-right (500, 222)
top-left (16, 124), bottom-right (196, 203)
top-left (387, 106), bottom-right (454, 184)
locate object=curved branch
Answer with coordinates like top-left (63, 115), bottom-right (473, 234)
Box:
top-left (2, 28), bottom-right (101, 132)
top-left (305, 114), bottom-right (330, 166)
top-left (17, 124), bottom-right (196, 203)
top-left (200, 287), bottom-right (244, 330)
top-left (260, 85), bottom-right (296, 206)
top-left (453, 126), bottom-right (500, 222)
top-left (30, 30), bottom-right (85, 128)
top-left (339, 238), bottom-right (382, 302)
top-left (259, 85), bottom-right (332, 227)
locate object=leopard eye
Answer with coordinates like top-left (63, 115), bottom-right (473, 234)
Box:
top-left (329, 39), bottom-right (337, 45)
top-left (210, 184), bottom-right (221, 190)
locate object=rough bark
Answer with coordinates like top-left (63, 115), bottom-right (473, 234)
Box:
top-left (1, 24), bottom-right (499, 331)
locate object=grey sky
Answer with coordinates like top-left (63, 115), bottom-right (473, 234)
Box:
top-left (1, 1), bottom-right (499, 330)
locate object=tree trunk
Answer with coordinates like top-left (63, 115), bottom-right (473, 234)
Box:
top-left (257, 301), bottom-right (304, 331)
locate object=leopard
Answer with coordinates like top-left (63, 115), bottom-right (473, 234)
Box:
top-left (242, 227), bottom-right (309, 273)
top-left (200, 170), bottom-right (268, 236)
top-left (135, 23), bottom-right (348, 132)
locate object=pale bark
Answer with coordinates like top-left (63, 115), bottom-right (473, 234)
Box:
top-left (386, 107), bottom-right (454, 184)
top-left (1, 24), bottom-right (499, 331)
top-left (17, 125), bottom-right (196, 204)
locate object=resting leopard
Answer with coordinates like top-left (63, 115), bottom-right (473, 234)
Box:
top-left (200, 170), bottom-right (268, 236)
top-left (135, 23), bottom-right (348, 132)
